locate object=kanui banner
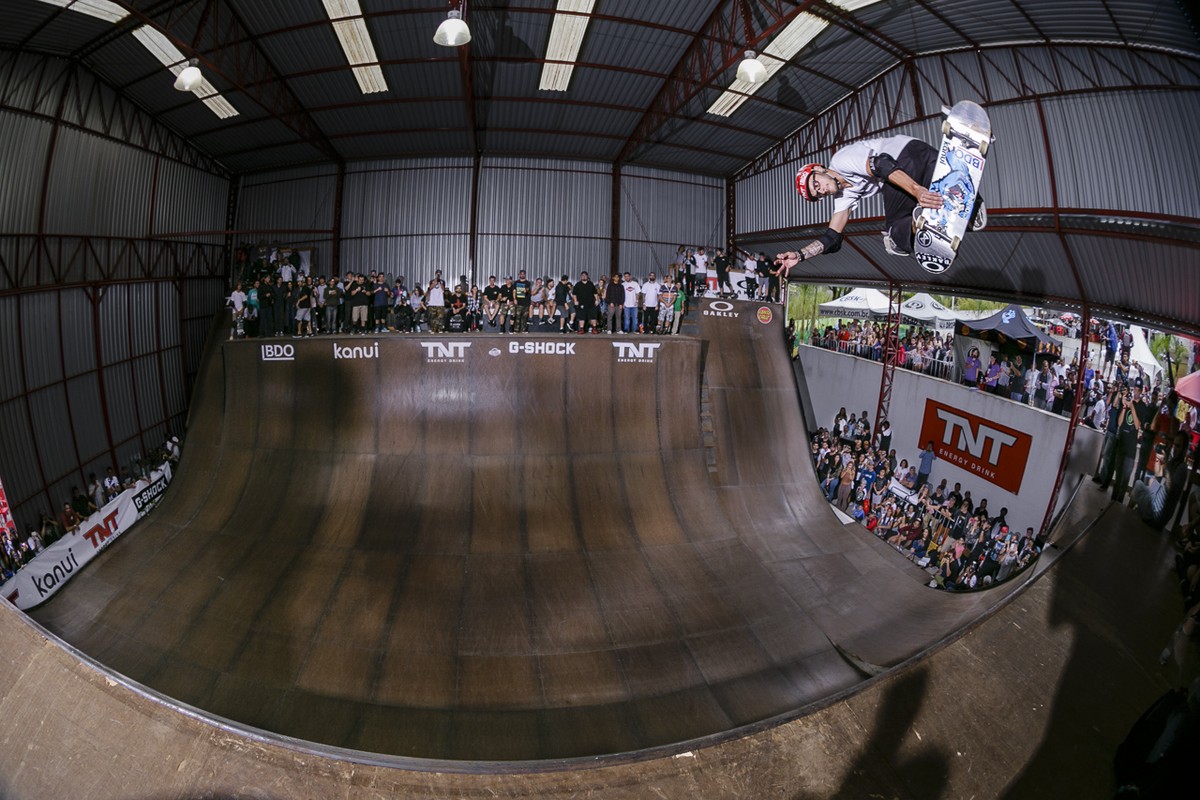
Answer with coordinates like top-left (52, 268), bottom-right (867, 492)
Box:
top-left (2, 464), bottom-right (172, 611)
top-left (917, 399), bottom-right (1033, 494)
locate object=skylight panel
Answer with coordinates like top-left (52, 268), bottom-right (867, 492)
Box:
top-left (706, 0), bottom-right (882, 117)
top-left (130, 25), bottom-right (240, 119)
top-left (33, 0), bottom-right (128, 25)
top-left (322, 0), bottom-right (388, 94)
top-left (539, 0), bottom-right (595, 92)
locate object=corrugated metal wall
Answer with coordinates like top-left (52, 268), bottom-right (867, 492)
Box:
top-left (236, 164), bottom-right (338, 274)
top-left (316, 157), bottom-right (725, 288)
top-left (619, 165), bottom-right (724, 278)
top-left (0, 58), bottom-right (229, 529)
top-left (476, 157), bottom-right (611, 284)
top-left (341, 158), bottom-right (471, 285)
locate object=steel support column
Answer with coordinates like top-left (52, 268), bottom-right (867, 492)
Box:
top-left (610, 163), bottom-right (622, 277)
top-left (1039, 305), bottom-right (1093, 539)
top-left (331, 162), bottom-right (345, 277)
top-left (469, 153), bottom-right (481, 289)
top-left (725, 177), bottom-right (736, 256)
top-left (874, 281), bottom-right (903, 439)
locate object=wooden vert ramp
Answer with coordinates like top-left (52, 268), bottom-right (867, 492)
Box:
top-left (28, 300), bottom-right (1026, 762)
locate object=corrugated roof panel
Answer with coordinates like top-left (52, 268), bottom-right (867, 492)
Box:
top-left (544, 63), bottom-right (662, 110)
top-left (1069, 234), bottom-right (1197, 327)
top-left (22, 8), bottom-right (114, 55)
top-left (0, 2), bottom-right (53, 48)
top-left (983, 101), bottom-right (1052, 211)
top-left (0, 112), bottom-right (51, 234)
top-left (584, 17), bottom-right (691, 76)
top-left (486, 99), bottom-right (636, 139)
top-left (337, 131), bottom-right (475, 160)
top-left (44, 128), bottom-right (154, 238)
top-left (909, 0), bottom-right (1039, 47)
top-left (600, 0), bottom-right (718, 31)
top-left (478, 130), bottom-right (619, 162)
top-left (864, 0), bottom-right (968, 54)
top-left (255, 18), bottom-right (346, 79)
top-left (315, 98), bottom-right (467, 137)
top-left (1043, 89), bottom-right (1200, 217)
top-left (1024, 0), bottom-right (1199, 51)
top-left (236, 0), bottom-right (327, 36)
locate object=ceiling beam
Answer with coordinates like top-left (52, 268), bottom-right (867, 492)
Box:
top-left (101, 0), bottom-right (341, 163)
top-left (615, 0), bottom-right (820, 166)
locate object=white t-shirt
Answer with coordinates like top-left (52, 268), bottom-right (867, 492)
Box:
top-left (623, 280), bottom-right (641, 308)
top-left (229, 290), bottom-right (246, 312)
top-left (642, 280), bottom-right (661, 307)
top-left (278, 262), bottom-right (296, 283)
top-left (693, 251), bottom-right (708, 273)
top-left (427, 285), bottom-right (445, 307)
top-left (827, 135), bottom-right (918, 215)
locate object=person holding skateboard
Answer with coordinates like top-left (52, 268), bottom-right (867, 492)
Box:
top-left (772, 134), bottom-right (987, 276)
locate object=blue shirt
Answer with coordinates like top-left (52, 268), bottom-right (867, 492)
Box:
top-left (918, 448), bottom-right (936, 474)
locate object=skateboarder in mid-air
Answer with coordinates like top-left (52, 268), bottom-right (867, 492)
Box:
top-left (772, 133), bottom-right (987, 276)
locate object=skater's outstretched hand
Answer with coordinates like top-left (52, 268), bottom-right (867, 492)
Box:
top-left (773, 252), bottom-right (801, 276)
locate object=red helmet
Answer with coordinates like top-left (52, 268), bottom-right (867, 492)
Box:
top-left (795, 163), bottom-right (821, 202)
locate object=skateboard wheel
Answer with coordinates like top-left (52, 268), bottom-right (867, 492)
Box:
top-left (941, 119), bottom-right (950, 137)
top-left (951, 236), bottom-right (961, 252)
top-left (979, 139), bottom-right (989, 157)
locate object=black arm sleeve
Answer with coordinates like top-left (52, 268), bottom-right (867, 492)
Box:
top-left (870, 152), bottom-right (900, 181)
top-left (817, 227), bottom-right (844, 254)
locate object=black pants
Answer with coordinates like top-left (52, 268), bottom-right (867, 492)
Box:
top-left (884, 139), bottom-right (938, 253)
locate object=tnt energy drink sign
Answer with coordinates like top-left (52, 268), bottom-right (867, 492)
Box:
top-left (2, 464), bottom-right (173, 610)
top-left (917, 399), bottom-right (1032, 493)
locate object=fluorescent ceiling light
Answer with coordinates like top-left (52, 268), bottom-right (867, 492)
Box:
top-left (707, 0), bottom-right (883, 117)
top-left (33, 0), bottom-right (128, 24)
top-left (539, 0), bottom-right (594, 92)
top-left (131, 25), bottom-right (239, 119)
top-left (322, 0), bottom-right (388, 94)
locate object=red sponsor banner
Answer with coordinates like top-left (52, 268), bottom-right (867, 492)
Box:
top-left (0, 477), bottom-right (14, 532)
top-left (917, 399), bottom-right (1032, 493)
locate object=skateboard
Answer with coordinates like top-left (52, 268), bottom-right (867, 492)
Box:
top-left (913, 100), bottom-right (992, 274)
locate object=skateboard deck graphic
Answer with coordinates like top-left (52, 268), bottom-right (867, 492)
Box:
top-left (914, 100), bottom-right (992, 274)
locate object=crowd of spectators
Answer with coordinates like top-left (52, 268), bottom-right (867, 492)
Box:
top-left (810, 409), bottom-right (1042, 591)
top-left (0, 437), bottom-right (180, 584)
top-left (227, 267), bottom-right (698, 339)
top-left (809, 320), bottom-right (958, 381)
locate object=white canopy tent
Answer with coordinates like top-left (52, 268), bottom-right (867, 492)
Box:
top-left (817, 288), bottom-right (896, 320)
top-left (1130, 326), bottom-right (1164, 386)
top-left (899, 293), bottom-right (955, 330)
